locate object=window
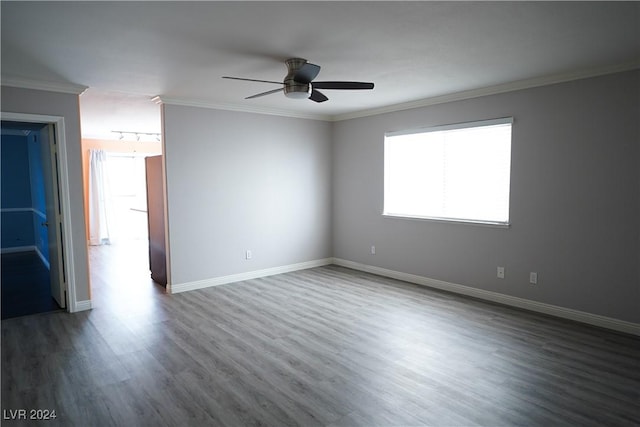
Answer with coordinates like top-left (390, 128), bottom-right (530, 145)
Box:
top-left (384, 117), bottom-right (512, 225)
top-left (106, 154), bottom-right (149, 240)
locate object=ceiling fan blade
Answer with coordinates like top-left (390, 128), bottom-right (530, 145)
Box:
top-left (245, 88), bottom-right (284, 99)
top-left (223, 76), bottom-right (284, 85)
top-left (312, 81), bottom-right (374, 90)
top-left (294, 63), bottom-right (321, 84)
top-left (309, 89), bottom-right (328, 103)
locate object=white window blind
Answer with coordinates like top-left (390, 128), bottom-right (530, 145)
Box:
top-left (384, 118), bottom-right (512, 225)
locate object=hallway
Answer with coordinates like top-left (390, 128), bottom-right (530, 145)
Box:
top-left (88, 240), bottom-right (167, 318)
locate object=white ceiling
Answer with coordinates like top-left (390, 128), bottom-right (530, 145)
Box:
top-left (2, 1), bottom-right (639, 139)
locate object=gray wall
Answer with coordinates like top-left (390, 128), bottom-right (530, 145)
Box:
top-left (1, 86), bottom-right (91, 303)
top-left (163, 105), bottom-right (332, 286)
top-left (332, 70), bottom-right (640, 324)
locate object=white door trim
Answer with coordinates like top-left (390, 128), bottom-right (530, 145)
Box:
top-left (1, 111), bottom-right (79, 313)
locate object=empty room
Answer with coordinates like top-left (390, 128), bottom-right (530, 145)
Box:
top-left (1, 2), bottom-right (639, 426)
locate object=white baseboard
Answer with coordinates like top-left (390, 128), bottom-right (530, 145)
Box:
top-left (35, 247), bottom-right (50, 269)
top-left (1, 245), bottom-right (36, 254)
top-left (171, 258), bottom-right (334, 294)
top-left (332, 258), bottom-right (640, 336)
top-left (72, 300), bottom-right (92, 313)
top-left (165, 256), bottom-right (639, 336)
top-left (2, 245), bottom-right (50, 269)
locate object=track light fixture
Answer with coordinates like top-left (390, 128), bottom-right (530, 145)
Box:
top-left (111, 130), bottom-right (161, 141)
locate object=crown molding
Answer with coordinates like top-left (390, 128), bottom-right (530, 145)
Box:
top-left (1, 76), bottom-right (88, 95)
top-left (152, 95), bottom-right (331, 121)
top-left (155, 60), bottom-right (639, 122)
top-left (330, 59), bottom-right (640, 122)
top-left (6, 60), bottom-right (635, 122)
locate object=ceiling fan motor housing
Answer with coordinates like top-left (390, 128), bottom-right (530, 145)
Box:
top-left (284, 58), bottom-right (312, 99)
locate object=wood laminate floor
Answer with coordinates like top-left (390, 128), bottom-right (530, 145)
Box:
top-left (2, 242), bottom-right (639, 426)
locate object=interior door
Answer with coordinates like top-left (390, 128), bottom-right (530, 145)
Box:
top-left (40, 124), bottom-right (67, 308)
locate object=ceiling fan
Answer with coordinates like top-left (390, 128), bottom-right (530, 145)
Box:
top-left (223, 58), bottom-right (374, 103)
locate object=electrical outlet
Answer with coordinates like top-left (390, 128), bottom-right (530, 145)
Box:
top-left (245, 250), bottom-right (252, 260)
top-left (497, 266), bottom-right (505, 279)
top-left (529, 272), bottom-right (538, 284)
top-left (371, 245), bottom-right (376, 255)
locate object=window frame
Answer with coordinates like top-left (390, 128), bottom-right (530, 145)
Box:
top-left (383, 117), bottom-right (513, 227)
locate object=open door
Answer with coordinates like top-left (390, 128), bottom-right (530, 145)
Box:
top-left (40, 124), bottom-right (67, 308)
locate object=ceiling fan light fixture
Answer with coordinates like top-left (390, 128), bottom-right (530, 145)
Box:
top-left (284, 83), bottom-right (311, 99)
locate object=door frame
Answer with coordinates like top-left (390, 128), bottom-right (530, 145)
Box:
top-left (1, 111), bottom-right (80, 312)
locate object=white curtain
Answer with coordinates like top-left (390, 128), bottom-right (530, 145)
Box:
top-left (88, 149), bottom-right (114, 245)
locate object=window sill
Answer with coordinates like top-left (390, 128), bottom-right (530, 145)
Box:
top-left (382, 213), bottom-right (510, 228)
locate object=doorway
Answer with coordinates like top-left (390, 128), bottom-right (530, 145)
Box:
top-left (1, 121), bottom-right (67, 318)
top-left (81, 135), bottom-right (164, 311)
top-left (79, 89), bottom-right (165, 309)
